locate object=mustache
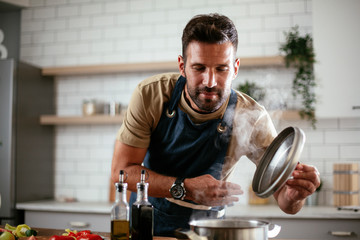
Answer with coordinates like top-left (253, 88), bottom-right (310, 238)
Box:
top-left (197, 87), bottom-right (221, 94)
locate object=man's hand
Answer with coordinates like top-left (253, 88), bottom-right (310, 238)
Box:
top-left (275, 163), bottom-right (321, 214)
top-left (184, 174), bottom-right (243, 206)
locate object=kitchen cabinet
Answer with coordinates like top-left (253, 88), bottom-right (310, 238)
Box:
top-left (23, 210), bottom-right (110, 232)
top-left (313, 0), bottom-right (360, 118)
top-left (272, 218), bottom-right (360, 239)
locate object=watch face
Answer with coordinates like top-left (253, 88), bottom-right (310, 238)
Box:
top-left (171, 184), bottom-right (185, 199)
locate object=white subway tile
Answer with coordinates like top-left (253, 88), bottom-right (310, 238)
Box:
top-left (340, 118), bottom-right (360, 129)
top-left (20, 45), bottom-right (43, 57)
top-left (92, 15), bottom-right (115, 27)
top-left (221, 5), bottom-right (248, 19)
top-left (21, 21), bottom-right (44, 32)
top-left (129, 24), bottom-right (153, 37)
top-left (64, 147), bottom-right (88, 160)
top-left (57, 5), bottom-right (79, 17)
top-left (43, 43), bottom-right (66, 56)
top-left (104, 1), bottom-right (128, 13)
top-left (64, 174), bottom-right (88, 187)
top-left (278, 1), bottom-right (306, 14)
top-left (310, 145), bottom-right (339, 159)
top-left (56, 160), bottom-right (76, 173)
top-left (250, 31), bottom-right (277, 44)
top-left (293, 14), bottom-right (312, 27)
top-left (304, 131), bottom-right (324, 144)
top-left (88, 174), bottom-right (109, 187)
top-left (78, 134), bottom-right (102, 146)
top-left (33, 7), bottom-right (56, 19)
top-left (235, 17), bottom-right (262, 31)
top-left (55, 30), bottom-right (78, 42)
top-left (249, 3), bottom-right (276, 16)
top-left (141, 37), bottom-right (166, 50)
top-left (340, 145), bottom-right (360, 159)
top-left (33, 32), bottom-right (54, 43)
top-left (74, 188), bottom-right (101, 201)
top-left (117, 12), bottom-right (141, 25)
top-left (21, 9), bottom-right (33, 20)
top-left (77, 161), bottom-right (100, 173)
top-left (130, 0), bottom-right (153, 12)
top-left (80, 29), bottom-right (102, 40)
top-left (91, 41), bottom-right (114, 53)
top-left (154, 0), bottom-right (180, 10)
top-left (325, 131), bottom-right (360, 144)
top-left (44, 19), bottom-right (67, 30)
top-left (67, 42), bottom-right (90, 54)
top-left (264, 16), bottom-right (292, 29)
top-left (80, 3), bottom-right (103, 16)
top-left (45, 0), bottom-right (66, 6)
top-left (29, 0), bottom-right (45, 7)
top-left (21, 34), bottom-right (32, 45)
top-left (141, 10), bottom-right (167, 23)
top-left (69, 17), bottom-right (91, 29)
top-left (56, 134), bottom-right (77, 146)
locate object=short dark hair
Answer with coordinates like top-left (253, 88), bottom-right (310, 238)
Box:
top-left (182, 13), bottom-right (238, 61)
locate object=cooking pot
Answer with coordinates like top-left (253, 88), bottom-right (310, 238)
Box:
top-left (177, 218), bottom-right (281, 240)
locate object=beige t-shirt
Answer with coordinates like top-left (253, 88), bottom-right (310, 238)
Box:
top-left (117, 72), bottom-right (277, 179)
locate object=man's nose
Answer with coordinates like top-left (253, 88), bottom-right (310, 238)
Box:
top-left (202, 70), bottom-right (217, 88)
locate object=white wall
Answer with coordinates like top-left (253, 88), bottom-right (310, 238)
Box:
top-left (19, 0), bottom-right (360, 206)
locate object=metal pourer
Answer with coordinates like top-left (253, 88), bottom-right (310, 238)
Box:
top-left (116, 170), bottom-right (127, 192)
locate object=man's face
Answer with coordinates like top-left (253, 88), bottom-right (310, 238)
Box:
top-left (178, 41), bottom-right (240, 113)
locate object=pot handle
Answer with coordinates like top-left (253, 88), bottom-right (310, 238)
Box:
top-left (268, 224), bottom-right (281, 238)
top-left (175, 228), bottom-right (208, 240)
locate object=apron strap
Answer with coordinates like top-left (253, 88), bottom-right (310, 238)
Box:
top-left (217, 89), bottom-right (237, 134)
top-left (167, 75), bottom-right (186, 114)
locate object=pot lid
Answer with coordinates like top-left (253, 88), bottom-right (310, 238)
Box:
top-left (252, 126), bottom-right (305, 198)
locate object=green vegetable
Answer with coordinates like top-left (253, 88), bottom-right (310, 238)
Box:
top-left (0, 231), bottom-right (15, 240)
top-left (25, 229), bottom-right (38, 237)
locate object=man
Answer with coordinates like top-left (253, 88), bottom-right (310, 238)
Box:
top-left (111, 13), bottom-right (320, 236)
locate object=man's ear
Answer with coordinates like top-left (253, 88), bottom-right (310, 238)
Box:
top-left (178, 55), bottom-right (186, 77)
top-left (233, 58), bottom-right (240, 79)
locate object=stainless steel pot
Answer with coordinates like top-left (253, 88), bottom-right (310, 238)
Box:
top-left (178, 218), bottom-right (281, 240)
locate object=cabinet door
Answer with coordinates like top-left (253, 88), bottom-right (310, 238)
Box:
top-left (313, 0), bottom-right (360, 118)
top-left (272, 218), bottom-right (360, 239)
top-left (24, 210), bottom-right (110, 232)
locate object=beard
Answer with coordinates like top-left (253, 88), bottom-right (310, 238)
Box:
top-left (185, 75), bottom-right (230, 113)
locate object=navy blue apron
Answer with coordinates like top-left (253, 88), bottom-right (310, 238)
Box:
top-left (130, 76), bottom-right (237, 236)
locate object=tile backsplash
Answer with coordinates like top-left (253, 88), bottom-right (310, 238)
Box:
top-left (19, 0), bottom-right (360, 205)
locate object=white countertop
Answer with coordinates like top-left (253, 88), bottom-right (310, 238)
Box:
top-left (17, 200), bottom-right (360, 219)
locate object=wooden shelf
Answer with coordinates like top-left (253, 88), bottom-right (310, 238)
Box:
top-left (41, 56), bottom-right (285, 76)
top-left (40, 114), bottom-right (124, 125)
top-left (40, 110), bottom-right (300, 126)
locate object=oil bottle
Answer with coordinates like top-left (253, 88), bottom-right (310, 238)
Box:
top-left (111, 170), bottom-right (130, 240)
top-left (131, 169), bottom-right (154, 240)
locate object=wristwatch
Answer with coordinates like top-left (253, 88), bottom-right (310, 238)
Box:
top-left (169, 177), bottom-right (186, 200)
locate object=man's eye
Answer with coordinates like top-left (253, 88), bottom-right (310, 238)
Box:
top-left (217, 67), bottom-right (229, 72)
top-left (193, 66), bottom-right (205, 71)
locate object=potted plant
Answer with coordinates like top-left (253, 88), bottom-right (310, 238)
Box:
top-left (236, 80), bottom-right (265, 102)
top-left (280, 26), bottom-right (317, 128)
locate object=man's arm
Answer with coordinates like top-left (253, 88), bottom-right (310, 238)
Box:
top-left (110, 140), bottom-right (243, 206)
top-left (273, 163), bottom-right (321, 214)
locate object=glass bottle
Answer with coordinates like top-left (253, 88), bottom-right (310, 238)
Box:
top-left (131, 169), bottom-right (154, 240)
top-left (111, 170), bottom-right (130, 240)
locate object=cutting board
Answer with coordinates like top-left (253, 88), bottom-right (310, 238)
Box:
top-left (333, 163), bottom-right (360, 206)
top-left (15, 228), bottom-right (177, 240)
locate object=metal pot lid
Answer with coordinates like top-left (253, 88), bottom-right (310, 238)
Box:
top-left (252, 126), bottom-right (305, 198)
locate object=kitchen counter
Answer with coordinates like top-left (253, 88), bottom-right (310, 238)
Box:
top-left (17, 200), bottom-right (360, 219)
